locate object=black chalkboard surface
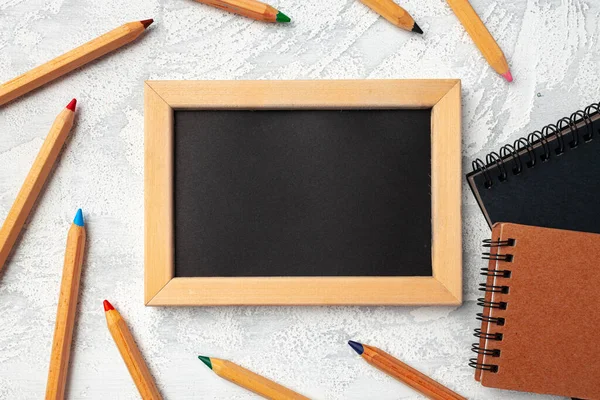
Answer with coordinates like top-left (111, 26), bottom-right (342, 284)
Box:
top-left (173, 109), bottom-right (433, 278)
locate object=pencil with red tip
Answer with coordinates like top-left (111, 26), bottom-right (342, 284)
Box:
top-left (0, 19), bottom-right (154, 106)
top-left (348, 341), bottom-right (466, 400)
top-left (0, 99), bottom-right (77, 272)
top-left (104, 300), bottom-right (163, 400)
top-left (45, 209), bottom-right (86, 400)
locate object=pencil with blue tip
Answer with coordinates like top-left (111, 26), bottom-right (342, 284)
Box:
top-left (348, 341), bottom-right (466, 400)
top-left (46, 209), bottom-right (87, 400)
top-left (198, 356), bottom-right (310, 400)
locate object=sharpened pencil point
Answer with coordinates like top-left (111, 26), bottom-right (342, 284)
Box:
top-left (412, 22), bottom-right (423, 34)
top-left (276, 12), bottom-right (290, 23)
top-left (66, 98), bottom-right (76, 111)
top-left (502, 70), bottom-right (513, 83)
top-left (348, 340), bottom-right (364, 355)
top-left (198, 356), bottom-right (213, 370)
top-left (141, 19), bottom-right (154, 29)
top-left (73, 209), bottom-right (84, 227)
top-left (103, 300), bottom-right (114, 311)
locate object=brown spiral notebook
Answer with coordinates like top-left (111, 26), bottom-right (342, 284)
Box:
top-left (470, 223), bottom-right (600, 399)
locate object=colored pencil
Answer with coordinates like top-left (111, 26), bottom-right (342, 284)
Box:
top-left (0, 20), bottom-right (153, 106)
top-left (45, 209), bottom-right (86, 400)
top-left (348, 341), bottom-right (466, 400)
top-left (361, 0), bottom-right (422, 34)
top-left (198, 356), bottom-right (310, 400)
top-left (445, 0), bottom-right (512, 82)
top-left (193, 0), bottom-right (290, 23)
top-left (104, 300), bottom-right (163, 400)
top-left (0, 99), bottom-right (77, 272)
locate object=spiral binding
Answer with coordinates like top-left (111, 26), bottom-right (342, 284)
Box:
top-left (482, 238), bottom-right (515, 247)
top-left (477, 298), bottom-right (507, 309)
top-left (469, 237), bottom-right (515, 373)
top-left (482, 252), bottom-right (513, 262)
top-left (472, 102), bottom-right (600, 188)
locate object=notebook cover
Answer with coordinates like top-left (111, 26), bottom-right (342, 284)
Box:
top-left (467, 104), bottom-right (600, 233)
top-left (473, 223), bottom-right (600, 399)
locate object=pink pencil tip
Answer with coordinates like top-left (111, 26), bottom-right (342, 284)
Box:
top-left (103, 300), bottom-right (114, 311)
top-left (66, 98), bottom-right (77, 111)
top-left (502, 71), bottom-right (513, 83)
top-left (140, 19), bottom-right (154, 29)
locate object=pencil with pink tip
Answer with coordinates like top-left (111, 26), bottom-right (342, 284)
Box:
top-left (446, 0), bottom-right (513, 82)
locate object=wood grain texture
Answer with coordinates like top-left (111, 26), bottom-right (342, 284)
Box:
top-left (0, 106), bottom-right (75, 272)
top-left (194, 0), bottom-right (279, 22)
top-left (147, 277), bottom-right (459, 306)
top-left (445, 0), bottom-right (510, 76)
top-left (144, 83), bottom-right (174, 305)
top-left (0, 21), bottom-right (148, 106)
top-left (45, 222), bottom-right (86, 400)
top-left (105, 307), bottom-right (162, 400)
top-left (144, 79), bottom-right (462, 306)
top-left (431, 80), bottom-right (462, 303)
top-left (210, 358), bottom-right (310, 400)
top-left (360, 0), bottom-right (416, 32)
top-left (361, 344), bottom-right (466, 400)
top-left (145, 80), bottom-right (459, 109)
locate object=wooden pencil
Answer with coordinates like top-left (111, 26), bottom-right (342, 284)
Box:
top-left (0, 99), bottom-right (77, 272)
top-left (0, 19), bottom-right (153, 107)
top-left (104, 300), bottom-right (163, 400)
top-left (348, 341), bottom-right (466, 400)
top-left (198, 356), bottom-right (310, 400)
top-left (361, 0), bottom-right (422, 34)
top-left (45, 209), bottom-right (86, 400)
top-left (445, 0), bottom-right (512, 82)
top-left (193, 0), bottom-right (290, 23)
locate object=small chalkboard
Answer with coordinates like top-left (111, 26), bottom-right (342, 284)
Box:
top-left (144, 80), bottom-right (462, 306)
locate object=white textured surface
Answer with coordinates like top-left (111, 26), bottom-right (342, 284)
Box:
top-left (0, 0), bottom-right (598, 398)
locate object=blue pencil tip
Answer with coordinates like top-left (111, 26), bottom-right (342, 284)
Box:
top-left (73, 209), bottom-right (84, 227)
top-left (348, 340), bottom-right (364, 355)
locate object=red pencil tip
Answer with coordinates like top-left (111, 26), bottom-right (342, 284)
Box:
top-left (66, 98), bottom-right (77, 111)
top-left (140, 19), bottom-right (154, 29)
top-left (502, 70), bottom-right (513, 83)
top-left (103, 300), bottom-right (114, 311)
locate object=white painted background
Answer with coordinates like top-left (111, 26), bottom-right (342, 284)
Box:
top-left (1, 0), bottom-right (598, 398)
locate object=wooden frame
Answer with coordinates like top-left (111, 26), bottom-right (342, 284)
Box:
top-left (144, 80), bottom-right (462, 306)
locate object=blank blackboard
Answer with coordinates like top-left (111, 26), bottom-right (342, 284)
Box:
top-left (145, 80), bottom-right (462, 305)
top-left (173, 109), bottom-right (433, 278)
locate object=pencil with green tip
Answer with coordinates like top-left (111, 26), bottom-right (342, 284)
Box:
top-left (198, 356), bottom-right (309, 400)
top-left (348, 341), bottom-right (466, 400)
top-left (193, 0), bottom-right (291, 23)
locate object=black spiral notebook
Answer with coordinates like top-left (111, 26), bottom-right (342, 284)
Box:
top-left (467, 102), bottom-right (600, 233)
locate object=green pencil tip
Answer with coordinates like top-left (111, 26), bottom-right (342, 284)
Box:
top-left (198, 356), bottom-right (212, 370)
top-left (276, 11), bottom-right (290, 23)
